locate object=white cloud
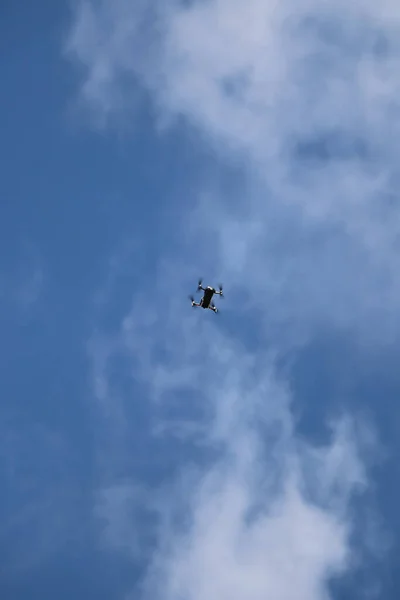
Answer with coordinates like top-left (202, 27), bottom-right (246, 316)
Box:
top-left (66, 1), bottom-right (393, 598)
top-left (86, 283), bottom-right (371, 600)
top-left (66, 0), bottom-right (400, 341)
top-left (141, 361), bottom-right (366, 600)
top-left (142, 475), bottom-right (350, 600)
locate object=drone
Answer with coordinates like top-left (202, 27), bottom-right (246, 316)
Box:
top-left (189, 279), bottom-right (224, 313)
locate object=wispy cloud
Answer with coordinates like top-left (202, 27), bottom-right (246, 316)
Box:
top-left (85, 274), bottom-right (374, 599)
top-left (140, 441), bottom-right (357, 600)
top-left (66, 0), bottom-right (400, 340)
top-left (65, 0), bottom-right (395, 597)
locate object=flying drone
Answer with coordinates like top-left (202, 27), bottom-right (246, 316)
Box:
top-left (189, 279), bottom-right (224, 313)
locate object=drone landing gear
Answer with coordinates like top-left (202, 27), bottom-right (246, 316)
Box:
top-left (190, 297), bottom-right (201, 307)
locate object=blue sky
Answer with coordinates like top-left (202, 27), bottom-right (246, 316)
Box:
top-left (2, 1), bottom-right (400, 598)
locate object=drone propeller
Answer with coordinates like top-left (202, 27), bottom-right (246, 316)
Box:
top-left (197, 278), bottom-right (203, 291)
top-left (189, 295), bottom-right (195, 303)
top-left (218, 283), bottom-right (224, 297)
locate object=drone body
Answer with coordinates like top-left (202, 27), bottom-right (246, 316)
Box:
top-left (190, 279), bottom-right (224, 313)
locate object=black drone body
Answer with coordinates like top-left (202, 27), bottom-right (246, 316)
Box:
top-left (189, 279), bottom-right (224, 313)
